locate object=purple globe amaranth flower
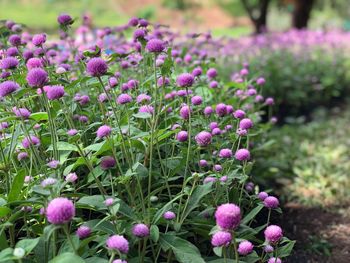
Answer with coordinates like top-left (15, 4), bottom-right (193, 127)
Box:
top-left (216, 103), bottom-right (227, 117)
top-left (46, 197), bottom-right (75, 225)
top-left (128, 17), bottom-right (139, 27)
top-left (204, 176), bottom-right (216, 184)
top-left (245, 182), bottom-right (254, 192)
top-left (226, 105), bottom-right (234, 114)
top-left (8, 34), bottom-right (21, 46)
top-left (258, 191), bottom-right (269, 201)
top-left (264, 196), bottom-right (279, 209)
top-left (176, 73), bottom-right (194, 87)
top-left (214, 164), bottom-right (223, 172)
top-left (265, 97), bottom-right (274, 105)
top-left (97, 125), bottom-right (112, 139)
top-left (264, 245), bottom-right (274, 253)
top-left (133, 29), bottom-right (146, 40)
top-left (207, 68), bottom-right (217, 79)
top-left (204, 106), bottom-right (213, 116)
top-left (87, 57), bottom-right (108, 77)
top-left (0, 81), bottom-right (19, 97)
top-left (32, 34), bottom-right (46, 46)
top-left (176, 131), bottom-right (188, 142)
top-left (105, 198), bottom-right (114, 206)
top-left (76, 225), bottom-right (91, 239)
top-left (67, 129), bottom-right (78, 136)
top-left (0, 57), bottom-right (19, 69)
top-left (47, 160), bottom-right (60, 169)
top-left (22, 135), bottom-right (40, 149)
top-left (179, 105), bottom-right (191, 119)
top-left (237, 128), bottom-right (248, 136)
top-left (256, 77), bottom-right (266, 86)
top-left (163, 211), bottom-right (176, 220)
top-left (26, 58), bottom-right (43, 70)
top-left (139, 105), bottom-right (154, 114)
top-left (157, 77), bottom-right (170, 86)
top-left (211, 231), bottom-right (232, 247)
top-left (233, 109), bottom-right (245, 119)
top-left (100, 156), bottom-right (116, 170)
top-left (220, 176), bottom-right (228, 182)
top-left (235, 149), bottom-right (250, 161)
top-left (26, 68), bottom-right (48, 87)
top-left (7, 47), bottom-right (19, 57)
top-left (191, 95), bottom-right (202, 105)
top-left (238, 240), bottom-right (254, 255)
top-left (24, 176), bottom-right (32, 183)
top-left (17, 152), bottom-right (29, 161)
top-left (268, 258), bottom-right (282, 263)
top-left (215, 203), bottom-right (241, 230)
top-left (136, 94), bottom-right (151, 104)
top-left (117, 93), bottom-right (132, 104)
top-left (192, 67), bottom-right (202, 76)
top-left (219, 149), bottom-right (233, 158)
top-left (195, 131), bottom-right (212, 147)
top-left (106, 235), bottom-right (129, 254)
top-left (13, 107), bottom-right (31, 119)
top-left (41, 178), bottom-right (57, 188)
top-left (239, 118), bottom-right (253, 130)
top-left (132, 223), bottom-right (150, 238)
top-left (264, 225), bottom-right (283, 243)
top-left (65, 172), bottom-right (78, 183)
top-left (57, 13), bottom-right (73, 26)
top-left (139, 18), bottom-right (148, 27)
top-left (199, 159), bottom-right (208, 167)
top-left (209, 81), bottom-right (218, 89)
top-left (113, 260), bottom-right (127, 263)
top-left (46, 85), bottom-right (65, 100)
top-left (209, 122), bottom-right (218, 130)
top-left (146, 39), bottom-right (165, 53)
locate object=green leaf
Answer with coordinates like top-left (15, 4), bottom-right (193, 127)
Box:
top-left (0, 207), bottom-right (11, 218)
top-left (0, 247), bottom-right (15, 262)
top-left (207, 259), bottom-right (236, 263)
top-left (8, 169), bottom-right (26, 202)
top-left (152, 194), bottom-right (183, 224)
top-left (159, 234), bottom-right (205, 263)
top-left (150, 225), bottom-right (159, 243)
top-left (15, 237), bottom-right (40, 254)
top-left (85, 257), bottom-right (108, 263)
top-left (49, 252), bottom-right (85, 263)
top-left (30, 112), bottom-right (48, 121)
top-left (77, 195), bottom-right (105, 211)
top-left (125, 162), bottom-right (148, 178)
top-left (133, 112), bottom-right (152, 119)
top-left (275, 239), bottom-right (296, 258)
top-left (47, 142), bottom-right (78, 152)
top-left (241, 204), bottom-right (264, 225)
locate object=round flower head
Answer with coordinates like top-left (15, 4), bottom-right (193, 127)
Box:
top-left (192, 67), bottom-right (202, 76)
top-left (207, 68), bottom-right (217, 79)
top-left (0, 81), bottom-right (19, 97)
top-left (212, 128), bottom-right (221, 136)
top-left (176, 131), bottom-right (188, 142)
top-left (157, 77), bottom-right (170, 86)
top-left (191, 95), bottom-right (202, 105)
top-left (268, 258), bottom-right (282, 263)
top-left (265, 97), bottom-right (274, 105)
top-left (26, 58), bottom-right (43, 70)
top-left (214, 164), bottom-right (222, 172)
top-left (256, 77), bottom-right (266, 86)
top-left (65, 172), bottom-right (78, 183)
top-left (233, 109), bottom-right (245, 119)
top-left (176, 73), bottom-right (194, 87)
top-left (238, 240), bottom-right (254, 255)
top-left (215, 203), bottom-right (241, 229)
top-left (146, 39), bottom-right (165, 53)
top-left (100, 156), bottom-right (116, 170)
top-left (67, 129), bottom-right (78, 136)
top-left (136, 94), bottom-right (151, 104)
top-left (239, 118), bottom-right (253, 130)
top-left (264, 245), bottom-right (274, 253)
top-left (211, 231), bottom-right (232, 247)
top-left (219, 149), bottom-right (232, 158)
top-left (46, 197), bottom-right (75, 224)
top-left (113, 260), bottom-right (127, 263)
top-left (22, 135), bottom-right (40, 149)
top-left (163, 211), bottom-right (176, 220)
top-left (128, 17), bottom-right (139, 27)
top-left (47, 160), bottom-right (60, 169)
top-left (220, 176), bottom-right (228, 182)
top-left (139, 18), bottom-right (148, 27)
top-left (209, 81), bottom-right (218, 89)
top-left (105, 198), bottom-right (114, 206)
top-left (41, 178), bottom-right (57, 188)
top-left (204, 106), bottom-right (213, 116)
top-left (13, 107), bottom-right (31, 119)
top-left (0, 57), bottom-right (19, 69)
top-left (46, 85), bottom-right (65, 100)
top-left (139, 105), bottom-right (154, 114)
top-left (199, 159), bottom-right (208, 167)
top-left (24, 176), bottom-right (32, 183)
top-left (87, 57), bottom-right (108, 77)
top-left (57, 13), bottom-right (73, 26)
top-left (179, 105), bottom-right (191, 119)
top-left (76, 225), bottom-right (91, 239)
top-left (264, 225), bottom-right (283, 243)
top-left (204, 176), bottom-right (216, 184)
top-left (258, 191), bottom-right (268, 201)
top-left (133, 28), bottom-right (146, 40)
top-left (216, 103), bottom-right (227, 117)
top-left (132, 223), bottom-right (150, 238)
top-left (209, 121), bottom-right (219, 130)
top-left (235, 149), bottom-right (250, 161)
top-left (195, 131), bottom-right (212, 147)
top-left (9, 34), bottom-right (21, 46)
top-left (7, 47), bottom-right (19, 56)
top-left (264, 196), bottom-right (279, 209)
top-left (17, 152), bottom-right (29, 161)
top-left (26, 68), bottom-right (48, 87)
top-left (106, 235), bottom-right (129, 254)
top-left (117, 93), bottom-right (132, 104)
top-left (97, 125), bottom-right (112, 139)
top-left (32, 34), bottom-right (46, 46)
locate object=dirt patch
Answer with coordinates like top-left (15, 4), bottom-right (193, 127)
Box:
top-left (277, 202), bottom-right (350, 263)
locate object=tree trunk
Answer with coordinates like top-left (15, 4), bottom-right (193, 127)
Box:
top-left (292, 0), bottom-right (314, 29)
top-left (241, 0), bottom-right (270, 34)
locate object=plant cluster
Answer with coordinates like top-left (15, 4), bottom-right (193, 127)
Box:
top-left (0, 15), bottom-right (294, 262)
